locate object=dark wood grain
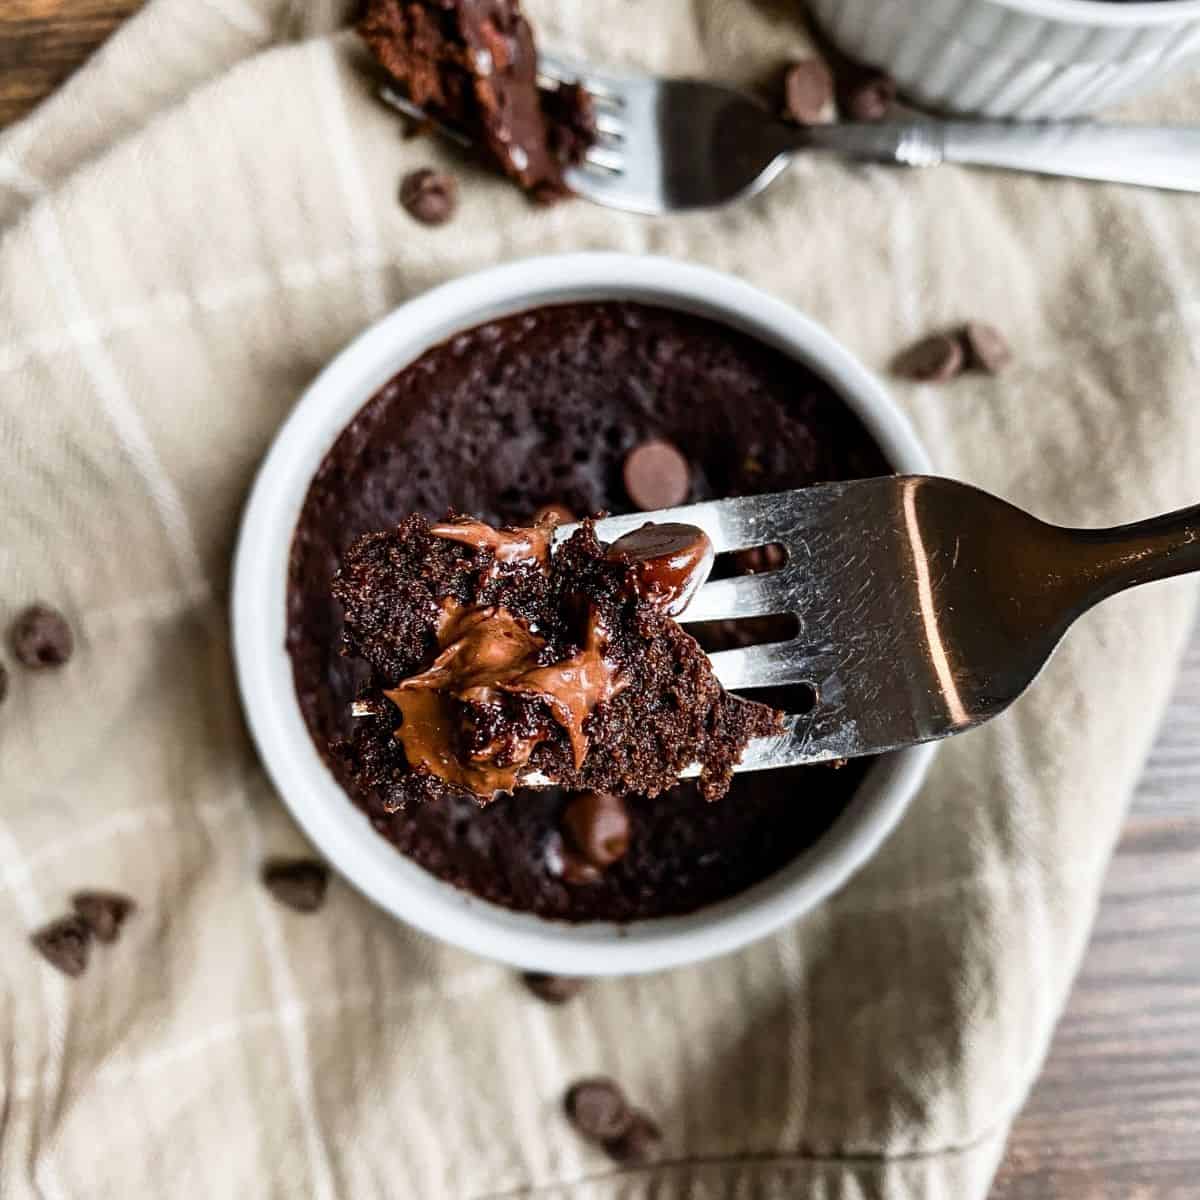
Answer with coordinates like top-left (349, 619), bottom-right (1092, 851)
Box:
top-left (4, 8), bottom-right (1199, 1198)
top-left (0, 0), bottom-right (145, 128)
top-left (992, 625), bottom-right (1200, 1199)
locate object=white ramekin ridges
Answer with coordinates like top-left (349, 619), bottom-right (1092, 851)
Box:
top-left (808, 0), bottom-right (1200, 118)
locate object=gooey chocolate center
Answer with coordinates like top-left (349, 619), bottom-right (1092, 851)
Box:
top-left (385, 517), bottom-right (712, 799)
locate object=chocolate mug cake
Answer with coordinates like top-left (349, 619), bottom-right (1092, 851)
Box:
top-left (333, 513), bottom-right (781, 807)
top-left (286, 301), bottom-right (891, 922)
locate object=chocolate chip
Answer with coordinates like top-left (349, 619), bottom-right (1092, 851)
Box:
top-left (843, 71), bottom-right (896, 121)
top-left (564, 1078), bottom-right (633, 1141)
top-left (606, 522), bottom-right (714, 615)
top-left (72, 891), bottom-right (136, 944)
top-left (261, 859), bottom-right (329, 912)
top-left (400, 168), bottom-right (457, 225)
top-left (10, 604), bottom-right (74, 669)
top-left (532, 502), bottom-right (576, 526)
top-left (562, 854), bottom-right (603, 884)
top-left (963, 321), bottom-right (1012, 375)
top-left (546, 831), bottom-right (604, 885)
top-left (783, 58), bottom-right (834, 125)
top-left (734, 543), bottom-right (786, 575)
top-left (31, 915), bottom-right (92, 977)
top-left (603, 1109), bottom-right (663, 1164)
top-left (894, 333), bottom-right (965, 383)
top-left (622, 439), bottom-right (690, 511)
top-left (522, 972), bottom-right (585, 1004)
top-left (562, 791), bottom-right (631, 869)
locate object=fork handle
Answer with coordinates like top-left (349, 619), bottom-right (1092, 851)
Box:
top-left (1069, 503), bottom-right (1200, 603)
top-left (805, 121), bottom-right (1200, 193)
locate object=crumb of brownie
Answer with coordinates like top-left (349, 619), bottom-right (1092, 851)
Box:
top-left (359, 0), bottom-right (595, 200)
top-left (332, 514), bottom-right (781, 808)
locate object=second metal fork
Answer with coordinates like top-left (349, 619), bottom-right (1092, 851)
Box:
top-left (382, 55), bottom-right (1200, 213)
top-left (535, 53), bottom-right (1200, 212)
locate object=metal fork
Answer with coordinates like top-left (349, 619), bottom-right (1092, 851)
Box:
top-left (546, 476), bottom-right (1200, 778)
top-left (380, 56), bottom-right (1200, 214)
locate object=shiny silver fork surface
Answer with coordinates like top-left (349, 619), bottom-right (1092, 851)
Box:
top-left (380, 53), bottom-right (1200, 214)
top-left (536, 52), bottom-right (1200, 212)
top-left (557, 477), bottom-right (1200, 777)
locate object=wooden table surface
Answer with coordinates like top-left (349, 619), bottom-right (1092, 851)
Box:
top-left (3, 5), bottom-right (1198, 1197)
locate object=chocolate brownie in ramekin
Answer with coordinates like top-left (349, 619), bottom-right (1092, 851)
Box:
top-left (286, 301), bottom-right (890, 922)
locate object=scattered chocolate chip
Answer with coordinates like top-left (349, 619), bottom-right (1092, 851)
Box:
top-left (10, 604), bottom-right (74, 669)
top-left (843, 71), bottom-right (897, 121)
top-left (31, 915), bottom-right (92, 977)
top-left (782, 58), bottom-right (835, 125)
top-left (622, 439), bottom-right (690, 511)
top-left (400, 168), bottom-right (458, 225)
top-left (72, 891), bottom-right (136, 944)
top-left (0, 662), bottom-right (8, 706)
top-left (894, 333), bottom-right (965, 384)
top-left (532, 502), bottom-right (576, 526)
top-left (604, 1109), bottom-right (663, 1164)
top-left (564, 1077), bottom-right (634, 1141)
top-left (735, 543), bottom-right (787, 575)
top-left (522, 972), bottom-right (585, 1004)
top-left (562, 791), bottom-right (631, 869)
top-left (261, 859), bottom-right (329, 912)
top-left (962, 321), bottom-right (1012, 375)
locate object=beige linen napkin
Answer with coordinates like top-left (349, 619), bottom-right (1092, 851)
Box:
top-left (2, 2), bottom-right (1198, 1196)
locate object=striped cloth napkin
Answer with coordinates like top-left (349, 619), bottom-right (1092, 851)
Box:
top-left (2, 1), bottom-right (1198, 1196)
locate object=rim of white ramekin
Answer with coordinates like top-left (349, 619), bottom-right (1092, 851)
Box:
top-left (232, 252), bottom-right (937, 976)
top-left (981, 0), bottom-right (1200, 25)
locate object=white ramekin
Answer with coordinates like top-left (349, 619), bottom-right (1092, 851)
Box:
top-left (809, 0), bottom-right (1200, 118)
top-left (232, 253), bottom-right (936, 976)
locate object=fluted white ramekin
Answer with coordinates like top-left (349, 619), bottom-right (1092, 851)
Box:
top-left (809, 0), bottom-right (1200, 118)
top-left (233, 253), bottom-right (936, 976)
